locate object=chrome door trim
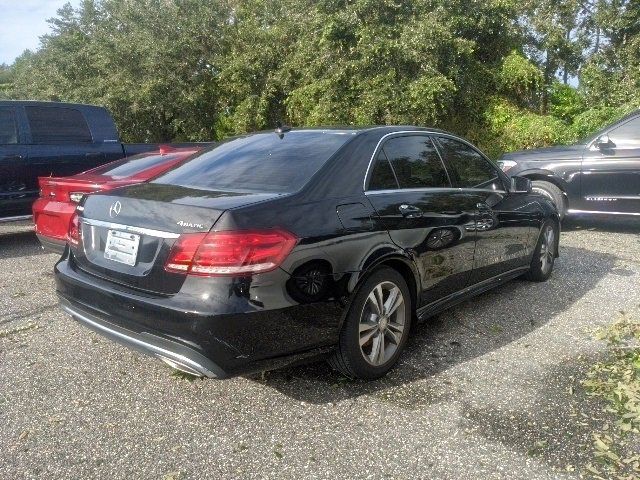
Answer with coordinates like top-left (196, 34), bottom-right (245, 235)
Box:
top-left (568, 209), bottom-right (640, 217)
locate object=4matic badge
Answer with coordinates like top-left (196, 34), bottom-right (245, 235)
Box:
top-left (176, 220), bottom-right (204, 229)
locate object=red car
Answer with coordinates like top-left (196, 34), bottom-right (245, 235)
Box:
top-left (33, 147), bottom-right (200, 253)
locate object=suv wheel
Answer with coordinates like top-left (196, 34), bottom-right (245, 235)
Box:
top-left (329, 267), bottom-right (412, 380)
top-left (531, 180), bottom-right (566, 219)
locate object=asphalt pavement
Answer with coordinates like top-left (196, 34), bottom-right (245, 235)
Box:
top-left (1, 217), bottom-right (639, 479)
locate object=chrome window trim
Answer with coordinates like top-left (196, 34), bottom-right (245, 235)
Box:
top-left (365, 186), bottom-right (508, 196)
top-left (363, 130), bottom-right (439, 192)
top-left (80, 218), bottom-right (180, 239)
top-left (365, 187), bottom-right (463, 195)
top-left (362, 130), bottom-right (507, 192)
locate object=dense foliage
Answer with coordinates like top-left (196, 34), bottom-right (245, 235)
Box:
top-left (1, 0), bottom-right (639, 157)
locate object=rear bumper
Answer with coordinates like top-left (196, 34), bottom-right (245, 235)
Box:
top-left (58, 295), bottom-right (226, 378)
top-left (33, 198), bottom-right (75, 245)
top-left (55, 254), bottom-right (344, 378)
top-left (36, 234), bottom-right (66, 254)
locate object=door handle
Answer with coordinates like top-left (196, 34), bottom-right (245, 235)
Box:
top-left (2, 155), bottom-right (24, 162)
top-left (399, 204), bottom-right (423, 218)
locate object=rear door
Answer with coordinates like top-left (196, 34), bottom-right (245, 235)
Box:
top-left (580, 115), bottom-right (640, 214)
top-left (435, 135), bottom-right (535, 284)
top-left (365, 133), bottom-right (477, 305)
top-left (0, 106), bottom-right (29, 218)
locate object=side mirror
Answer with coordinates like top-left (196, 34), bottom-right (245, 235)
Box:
top-left (594, 134), bottom-right (612, 149)
top-left (510, 176), bottom-right (532, 193)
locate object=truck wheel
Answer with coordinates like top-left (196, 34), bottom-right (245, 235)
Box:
top-left (531, 180), bottom-right (566, 219)
top-left (328, 267), bottom-right (412, 380)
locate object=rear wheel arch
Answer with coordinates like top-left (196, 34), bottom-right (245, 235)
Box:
top-left (349, 254), bottom-right (420, 317)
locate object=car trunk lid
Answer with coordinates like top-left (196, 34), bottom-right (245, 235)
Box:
top-left (72, 183), bottom-right (283, 294)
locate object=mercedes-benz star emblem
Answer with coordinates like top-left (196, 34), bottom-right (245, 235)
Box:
top-left (109, 200), bottom-right (122, 218)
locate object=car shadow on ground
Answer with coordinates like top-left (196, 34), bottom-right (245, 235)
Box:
top-left (0, 230), bottom-right (49, 260)
top-left (255, 245), bottom-right (617, 404)
top-left (562, 216), bottom-right (640, 233)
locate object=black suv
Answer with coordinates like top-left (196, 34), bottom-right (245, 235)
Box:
top-left (498, 109), bottom-right (640, 219)
top-left (56, 127), bottom-right (559, 380)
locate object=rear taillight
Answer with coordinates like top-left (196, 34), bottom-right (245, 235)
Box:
top-left (67, 212), bottom-right (81, 246)
top-left (69, 192), bottom-right (85, 203)
top-left (165, 229), bottom-right (297, 276)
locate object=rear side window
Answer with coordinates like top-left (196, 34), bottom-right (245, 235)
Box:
top-left (380, 135), bottom-right (450, 189)
top-left (154, 132), bottom-right (352, 193)
top-left (437, 136), bottom-right (504, 190)
top-left (89, 152), bottom-right (186, 179)
top-left (0, 108), bottom-right (18, 144)
top-left (26, 106), bottom-right (92, 144)
top-left (368, 150), bottom-right (399, 190)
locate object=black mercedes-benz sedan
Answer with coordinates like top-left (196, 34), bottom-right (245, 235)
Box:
top-left (55, 126), bottom-right (560, 380)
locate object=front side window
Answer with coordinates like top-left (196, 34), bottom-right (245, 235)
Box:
top-left (437, 136), bottom-right (504, 190)
top-left (378, 135), bottom-right (450, 189)
top-left (26, 106), bottom-right (92, 144)
top-left (608, 116), bottom-right (640, 148)
top-left (0, 108), bottom-right (18, 144)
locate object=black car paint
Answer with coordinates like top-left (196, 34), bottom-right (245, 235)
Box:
top-left (55, 126), bottom-right (559, 378)
top-left (500, 109), bottom-right (640, 216)
top-left (0, 100), bottom-right (211, 220)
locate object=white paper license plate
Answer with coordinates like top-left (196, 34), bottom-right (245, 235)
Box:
top-left (104, 230), bottom-right (140, 266)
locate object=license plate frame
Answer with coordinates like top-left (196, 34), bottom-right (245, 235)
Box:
top-left (104, 229), bottom-right (140, 266)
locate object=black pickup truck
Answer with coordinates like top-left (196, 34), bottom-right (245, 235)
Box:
top-left (0, 100), bottom-right (207, 221)
top-left (498, 109), bottom-right (640, 219)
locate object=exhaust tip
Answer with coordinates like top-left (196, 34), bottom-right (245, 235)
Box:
top-left (157, 355), bottom-right (204, 378)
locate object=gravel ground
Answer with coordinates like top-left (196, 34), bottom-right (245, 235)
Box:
top-left (1, 217), bottom-right (639, 479)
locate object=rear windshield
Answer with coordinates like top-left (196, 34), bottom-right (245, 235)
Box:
top-left (153, 131), bottom-right (353, 193)
top-left (89, 152), bottom-right (190, 179)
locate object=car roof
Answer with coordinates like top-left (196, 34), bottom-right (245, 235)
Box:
top-left (251, 125), bottom-right (453, 137)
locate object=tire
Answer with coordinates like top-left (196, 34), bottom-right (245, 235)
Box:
top-left (524, 221), bottom-right (558, 282)
top-left (531, 180), bottom-right (566, 219)
top-left (328, 267), bottom-right (412, 380)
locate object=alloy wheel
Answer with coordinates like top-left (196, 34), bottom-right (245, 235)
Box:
top-left (539, 226), bottom-right (555, 273)
top-left (359, 281), bottom-right (406, 366)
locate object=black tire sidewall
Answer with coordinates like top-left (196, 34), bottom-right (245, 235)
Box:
top-left (531, 180), bottom-right (565, 219)
top-left (527, 221), bottom-right (557, 281)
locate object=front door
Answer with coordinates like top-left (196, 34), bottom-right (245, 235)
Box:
top-left (434, 135), bottom-right (536, 284)
top-left (364, 134), bottom-right (477, 305)
top-left (0, 106), bottom-right (29, 218)
top-left (580, 115), bottom-right (640, 214)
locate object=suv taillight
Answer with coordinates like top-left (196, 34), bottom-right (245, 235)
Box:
top-left (67, 212), bottom-right (81, 246)
top-left (165, 229), bottom-right (297, 276)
